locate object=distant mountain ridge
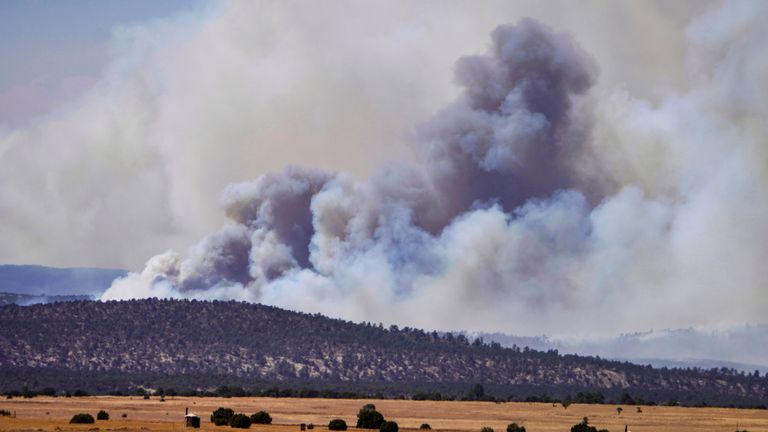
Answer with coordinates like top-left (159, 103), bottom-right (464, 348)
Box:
top-left (1, 299), bottom-right (766, 407)
top-left (0, 264), bottom-right (125, 296)
top-left (614, 358), bottom-right (768, 376)
top-left (470, 326), bottom-right (768, 374)
top-left (0, 292), bottom-right (93, 306)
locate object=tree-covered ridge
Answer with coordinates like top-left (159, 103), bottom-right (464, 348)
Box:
top-left (0, 299), bottom-right (766, 406)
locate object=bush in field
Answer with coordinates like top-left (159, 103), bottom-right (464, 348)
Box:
top-left (230, 414), bottom-right (251, 429)
top-left (70, 413), bottom-right (95, 424)
top-left (97, 410), bottom-right (109, 420)
top-left (0, 409), bottom-right (12, 417)
top-left (570, 417), bottom-right (608, 432)
top-left (357, 404), bottom-right (385, 429)
top-left (307, 423), bottom-right (314, 429)
top-left (481, 427), bottom-right (494, 432)
top-left (211, 407), bottom-right (235, 426)
top-left (380, 421), bottom-right (399, 432)
top-left (250, 411), bottom-right (272, 424)
top-left (507, 423), bottom-right (525, 432)
top-left (328, 419), bottom-right (348, 431)
top-left (420, 424), bottom-right (431, 429)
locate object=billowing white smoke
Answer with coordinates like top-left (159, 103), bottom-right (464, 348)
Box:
top-left (103, 3), bottom-right (768, 338)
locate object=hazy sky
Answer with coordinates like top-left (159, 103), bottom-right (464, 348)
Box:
top-left (2, 1), bottom-right (766, 339)
top-left (0, 0), bottom-right (207, 127)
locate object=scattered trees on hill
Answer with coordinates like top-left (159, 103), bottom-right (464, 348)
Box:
top-left (3, 299), bottom-right (768, 407)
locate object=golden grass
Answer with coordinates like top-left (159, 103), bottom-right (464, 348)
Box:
top-left (1, 396), bottom-right (767, 432)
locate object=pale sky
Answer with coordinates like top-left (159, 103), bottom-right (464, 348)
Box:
top-left (0, 0), bottom-right (206, 126)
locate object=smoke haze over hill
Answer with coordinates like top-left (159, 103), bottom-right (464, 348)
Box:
top-left (1, 2), bottom-right (766, 340)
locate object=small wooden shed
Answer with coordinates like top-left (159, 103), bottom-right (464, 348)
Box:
top-left (184, 408), bottom-right (200, 428)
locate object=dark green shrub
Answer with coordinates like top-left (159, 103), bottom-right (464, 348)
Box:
top-left (328, 419), bottom-right (348, 431)
top-left (570, 417), bottom-right (608, 432)
top-left (307, 423), bottom-right (314, 430)
top-left (230, 414), bottom-right (252, 429)
top-left (97, 410), bottom-right (109, 420)
top-left (250, 411), bottom-right (272, 424)
top-left (70, 413), bottom-right (95, 424)
top-left (507, 423), bottom-right (525, 432)
top-left (481, 427), bottom-right (494, 432)
top-left (122, 413), bottom-right (127, 418)
top-left (380, 421), bottom-right (399, 432)
top-left (211, 407), bottom-right (235, 426)
top-left (357, 404), bottom-right (385, 429)
top-left (420, 424), bottom-right (431, 430)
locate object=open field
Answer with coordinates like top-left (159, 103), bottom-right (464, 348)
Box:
top-left (1, 397), bottom-right (767, 432)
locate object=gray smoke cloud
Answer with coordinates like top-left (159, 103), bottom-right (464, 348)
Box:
top-left (104, 18), bottom-right (599, 301)
top-left (102, 2), bottom-right (768, 340)
top-left (419, 19), bottom-right (602, 226)
top-left (0, 0), bottom-right (763, 340)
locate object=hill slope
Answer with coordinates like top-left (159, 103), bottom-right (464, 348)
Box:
top-left (0, 299), bottom-right (766, 406)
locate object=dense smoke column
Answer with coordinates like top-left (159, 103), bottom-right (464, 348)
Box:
top-left (221, 166), bottom-right (335, 270)
top-left (416, 18), bottom-right (599, 226)
top-left (102, 18), bottom-right (602, 300)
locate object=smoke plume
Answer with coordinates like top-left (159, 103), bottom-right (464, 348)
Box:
top-left (0, 1), bottom-right (764, 338)
top-left (101, 3), bottom-right (768, 338)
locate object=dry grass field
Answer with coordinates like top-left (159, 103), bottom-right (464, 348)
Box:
top-left (1, 397), bottom-right (767, 432)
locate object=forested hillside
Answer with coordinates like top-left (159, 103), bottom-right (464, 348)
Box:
top-left (1, 299), bottom-right (766, 407)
